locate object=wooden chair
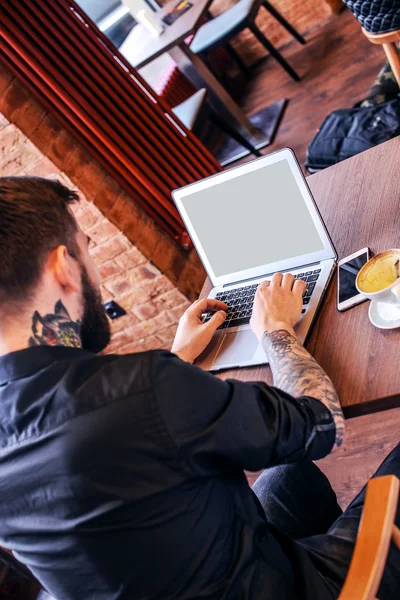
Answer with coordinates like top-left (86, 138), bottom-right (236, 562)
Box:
top-left (362, 29), bottom-right (400, 87)
top-left (339, 475), bottom-right (400, 600)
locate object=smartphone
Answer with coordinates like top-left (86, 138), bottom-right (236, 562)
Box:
top-left (337, 248), bottom-right (370, 312)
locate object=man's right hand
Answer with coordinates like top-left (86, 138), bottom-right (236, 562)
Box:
top-left (250, 273), bottom-right (307, 343)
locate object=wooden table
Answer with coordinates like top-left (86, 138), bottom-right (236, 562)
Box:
top-left (200, 137), bottom-right (400, 417)
top-left (119, 0), bottom-right (286, 165)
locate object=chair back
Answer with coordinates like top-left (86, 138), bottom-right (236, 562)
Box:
top-left (339, 475), bottom-right (400, 600)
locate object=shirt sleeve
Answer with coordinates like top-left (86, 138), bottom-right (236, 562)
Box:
top-left (153, 351), bottom-right (336, 476)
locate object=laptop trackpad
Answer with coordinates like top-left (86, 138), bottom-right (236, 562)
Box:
top-left (212, 329), bottom-right (260, 369)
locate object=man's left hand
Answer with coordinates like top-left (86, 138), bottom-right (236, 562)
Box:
top-left (171, 299), bottom-right (227, 364)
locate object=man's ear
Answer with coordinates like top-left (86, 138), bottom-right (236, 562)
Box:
top-left (52, 245), bottom-right (81, 293)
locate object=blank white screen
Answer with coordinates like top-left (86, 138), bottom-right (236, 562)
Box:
top-left (181, 160), bottom-right (325, 277)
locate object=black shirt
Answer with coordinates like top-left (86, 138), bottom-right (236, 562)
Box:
top-left (0, 346), bottom-right (335, 599)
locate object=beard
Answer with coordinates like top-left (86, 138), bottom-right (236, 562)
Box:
top-left (79, 265), bottom-right (111, 354)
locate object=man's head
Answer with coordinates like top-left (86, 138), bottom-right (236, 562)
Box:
top-left (0, 177), bottom-right (110, 354)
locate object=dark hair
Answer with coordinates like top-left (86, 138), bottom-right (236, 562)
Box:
top-left (0, 177), bottom-right (80, 307)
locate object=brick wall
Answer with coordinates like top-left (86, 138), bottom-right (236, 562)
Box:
top-left (0, 63), bottom-right (207, 303)
top-left (0, 112), bottom-right (191, 355)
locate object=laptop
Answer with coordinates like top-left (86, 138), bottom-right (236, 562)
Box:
top-left (172, 148), bottom-right (337, 371)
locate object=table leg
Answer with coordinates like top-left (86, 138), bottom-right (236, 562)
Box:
top-left (168, 43), bottom-right (286, 164)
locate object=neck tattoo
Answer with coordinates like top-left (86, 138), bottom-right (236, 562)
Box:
top-left (29, 300), bottom-right (82, 349)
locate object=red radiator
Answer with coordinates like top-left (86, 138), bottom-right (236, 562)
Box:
top-left (0, 0), bottom-right (221, 247)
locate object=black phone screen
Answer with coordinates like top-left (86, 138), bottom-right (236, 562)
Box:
top-left (338, 252), bottom-right (369, 304)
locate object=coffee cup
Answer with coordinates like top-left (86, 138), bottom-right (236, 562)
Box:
top-left (356, 249), bottom-right (400, 304)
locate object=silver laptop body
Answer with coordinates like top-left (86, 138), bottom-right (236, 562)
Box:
top-left (172, 148), bottom-right (337, 371)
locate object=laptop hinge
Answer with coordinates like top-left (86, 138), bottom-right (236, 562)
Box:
top-left (223, 261), bottom-right (323, 288)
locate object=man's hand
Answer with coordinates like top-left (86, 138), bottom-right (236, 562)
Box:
top-left (171, 298), bottom-right (228, 364)
top-left (250, 272), bottom-right (306, 342)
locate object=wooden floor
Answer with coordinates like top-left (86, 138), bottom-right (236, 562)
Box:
top-left (227, 8), bottom-right (387, 169)
top-left (316, 408), bottom-right (399, 509)
top-left (247, 408), bottom-right (399, 510)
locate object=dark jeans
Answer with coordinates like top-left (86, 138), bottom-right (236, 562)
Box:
top-left (252, 443), bottom-right (400, 599)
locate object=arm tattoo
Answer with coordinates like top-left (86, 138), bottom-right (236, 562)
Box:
top-left (29, 300), bottom-right (82, 349)
top-left (262, 330), bottom-right (345, 450)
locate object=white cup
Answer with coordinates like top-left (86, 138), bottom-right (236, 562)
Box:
top-left (356, 249), bottom-right (400, 305)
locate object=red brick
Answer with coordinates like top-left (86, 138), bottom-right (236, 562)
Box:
top-left (76, 158), bottom-right (107, 198)
top-left (150, 234), bottom-right (178, 274)
top-left (140, 275), bottom-right (175, 299)
top-left (58, 172), bottom-right (78, 193)
top-left (106, 311), bottom-right (175, 351)
top-left (28, 112), bottom-right (63, 157)
top-left (104, 325), bottom-right (145, 353)
top-left (92, 174), bottom-right (121, 213)
top-left (87, 219), bottom-right (119, 244)
top-left (76, 203), bottom-right (103, 230)
top-left (153, 288), bottom-right (188, 312)
top-left (117, 335), bottom-right (163, 355)
top-left (134, 219), bottom-right (166, 260)
top-left (136, 264), bottom-right (160, 280)
top-left (132, 301), bottom-right (159, 321)
top-left (177, 260), bottom-right (206, 301)
top-left (71, 200), bottom-right (90, 218)
top-left (127, 319), bottom-right (162, 341)
top-left (103, 271), bottom-right (136, 297)
top-left (153, 310), bottom-right (175, 329)
top-left (18, 155), bottom-right (60, 178)
top-left (164, 251), bottom-right (187, 284)
top-left (0, 140), bottom-right (41, 177)
top-left (99, 260), bottom-right (122, 282)
top-left (114, 248), bottom-right (146, 270)
top-left (0, 114), bottom-right (9, 131)
top-left (90, 234), bottom-right (131, 265)
top-left (100, 285), bottom-right (114, 302)
top-left (62, 145), bottom-right (96, 188)
top-left (1, 78), bottom-right (47, 138)
top-left (48, 126), bottom-right (77, 172)
top-left (108, 192), bottom-right (143, 242)
top-left (167, 301), bottom-right (192, 322)
top-left (103, 264), bottom-right (161, 296)
top-left (104, 277), bottom-right (130, 297)
top-left (0, 124), bottom-right (27, 165)
top-left (117, 288), bottom-right (150, 312)
top-left (109, 312), bottom-right (140, 334)
top-left (156, 324), bottom-right (178, 346)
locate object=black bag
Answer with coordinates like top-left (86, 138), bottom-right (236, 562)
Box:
top-left (305, 98), bottom-right (400, 173)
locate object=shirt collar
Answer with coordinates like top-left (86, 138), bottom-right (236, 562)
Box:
top-left (0, 346), bottom-right (94, 385)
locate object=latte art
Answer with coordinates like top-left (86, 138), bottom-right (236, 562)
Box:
top-left (357, 251), bottom-right (400, 293)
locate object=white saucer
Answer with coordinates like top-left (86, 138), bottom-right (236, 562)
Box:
top-left (369, 300), bottom-right (400, 329)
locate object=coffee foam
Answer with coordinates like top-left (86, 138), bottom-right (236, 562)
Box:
top-left (357, 251), bottom-right (400, 293)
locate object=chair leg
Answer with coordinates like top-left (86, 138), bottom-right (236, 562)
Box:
top-left (249, 23), bottom-right (300, 81)
top-left (223, 42), bottom-right (251, 79)
top-left (262, 0), bottom-right (306, 45)
top-left (200, 52), bottom-right (220, 79)
top-left (382, 42), bottom-right (400, 87)
top-left (209, 110), bottom-right (262, 158)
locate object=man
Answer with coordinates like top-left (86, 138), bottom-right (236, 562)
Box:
top-left (0, 176), bottom-right (398, 600)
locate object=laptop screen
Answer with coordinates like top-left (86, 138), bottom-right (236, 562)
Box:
top-left (179, 160), bottom-right (325, 278)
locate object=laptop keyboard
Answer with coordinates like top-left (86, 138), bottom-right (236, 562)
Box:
top-left (204, 269), bottom-right (321, 330)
